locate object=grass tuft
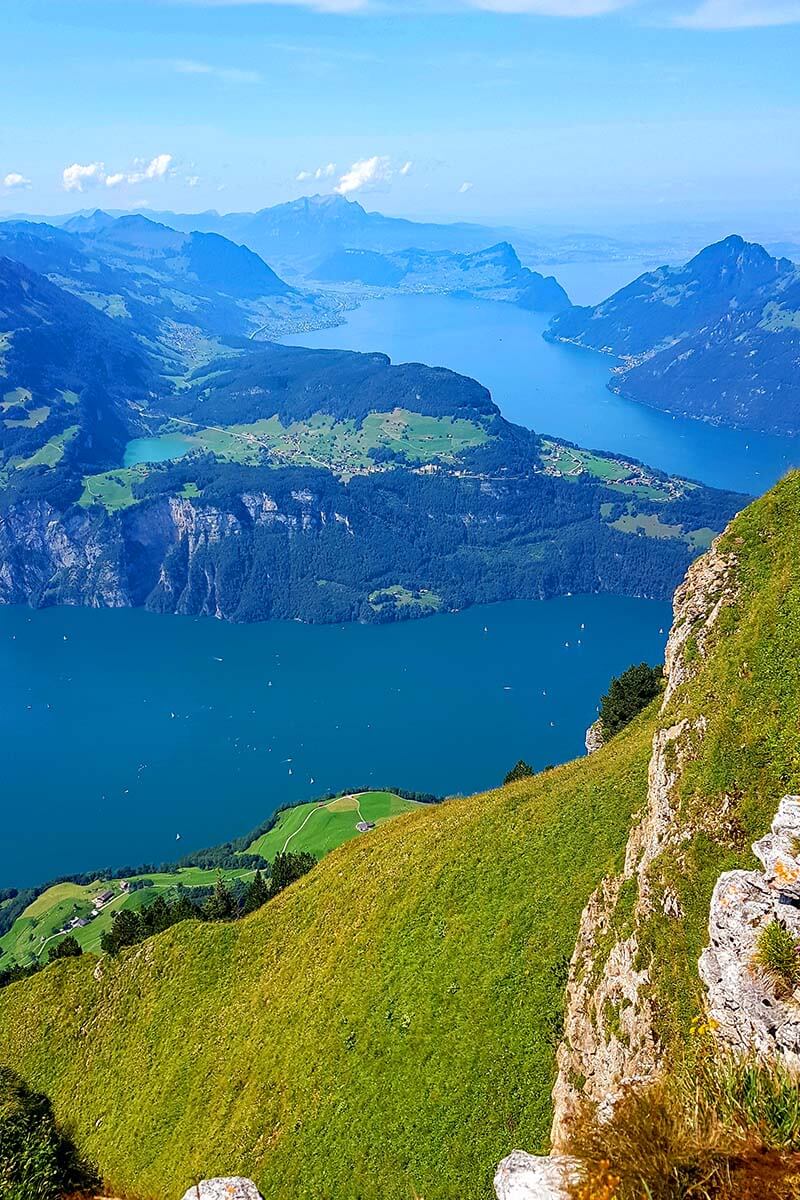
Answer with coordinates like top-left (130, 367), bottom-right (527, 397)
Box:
top-left (752, 921), bottom-right (800, 1000)
top-left (566, 1044), bottom-right (800, 1200)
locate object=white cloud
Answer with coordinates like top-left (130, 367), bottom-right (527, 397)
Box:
top-left (2, 172), bottom-right (31, 190)
top-left (458, 181), bottom-right (474, 193)
top-left (105, 154), bottom-right (174, 188)
top-left (399, 160), bottom-right (413, 176)
top-left (167, 58), bottom-right (262, 84)
top-left (186, 175), bottom-right (201, 188)
top-left (138, 0), bottom-right (800, 21)
top-left (296, 162), bottom-right (336, 182)
top-left (130, 153), bottom-right (173, 183)
top-left (675, 0), bottom-right (800, 26)
top-left (335, 156), bottom-right (394, 195)
top-left (63, 154), bottom-right (173, 192)
top-left (172, 0), bottom-right (626, 9)
top-left (62, 161), bottom-right (107, 192)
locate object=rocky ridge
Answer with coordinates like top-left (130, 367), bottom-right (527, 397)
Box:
top-left (584, 719), bottom-right (604, 755)
top-left (550, 535), bottom-right (740, 1143)
top-left (179, 1181), bottom-right (263, 1200)
top-left (493, 532), bottom-right (742, 1198)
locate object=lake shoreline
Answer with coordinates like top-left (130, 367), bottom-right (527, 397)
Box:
top-left (282, 290), bottom-right (800, 494)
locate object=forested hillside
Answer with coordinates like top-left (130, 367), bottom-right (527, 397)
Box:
top-left (0, 250), bottom-right (745, 624)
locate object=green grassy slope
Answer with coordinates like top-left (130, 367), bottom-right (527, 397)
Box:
top-left (0, 716), bottom-right (654, 1200)
top-left (247, 790), bottom-right (421, 859)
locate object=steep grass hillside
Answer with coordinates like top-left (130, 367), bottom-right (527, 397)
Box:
top-left (0, 715), bottom-right (655, 1200)
top-left (548, 469), bottom-right (800, 1152)
top-left (2, 472), bottom-right (798, 1200)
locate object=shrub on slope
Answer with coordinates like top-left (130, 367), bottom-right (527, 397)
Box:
top-left (0, 715), bottom-right (655, 1200)
top-left (0, 1067), bottom-right (99, 1200)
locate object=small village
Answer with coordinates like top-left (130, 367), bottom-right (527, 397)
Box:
top-left (54, 880), bottom-right (130, 938)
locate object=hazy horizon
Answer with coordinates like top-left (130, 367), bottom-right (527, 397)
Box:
top-left (4, 0), bottom-right (800, 232)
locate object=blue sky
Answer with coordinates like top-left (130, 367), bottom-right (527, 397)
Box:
top-left (2, 0), bottom-right (800, 229)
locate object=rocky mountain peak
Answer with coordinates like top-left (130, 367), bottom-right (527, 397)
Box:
top-left (687, 233), bottom-right (792, 287)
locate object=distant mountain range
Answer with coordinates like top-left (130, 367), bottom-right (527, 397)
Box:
top-left (545, 234), bottom-right (800, 436)
top-left (7, 195), bottom-right (649, 278)
top-left (310, 242), bottom-right (570, 311)
top-left (0, 214), bottom-right (342, 365)
top-left (0, 256), bottom-right (153, 481)
top-left (100, 194), bottom-right (505, 275)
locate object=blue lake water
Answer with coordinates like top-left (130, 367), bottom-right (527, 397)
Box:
top-left (1, 596), bottom-right (670, 886)
top-left (124, 434), bottom-right (192, 467)
top-left (9, 264), bottom-right (791, 887)
top-left (283, 292), bottom-right (800, 495)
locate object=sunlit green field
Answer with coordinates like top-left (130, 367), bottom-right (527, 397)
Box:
top-left (0, 864), bottom-right (257, 967)
top-left (78, 466), bottom-right (148, 511)
top-left (248, 790), bottom-right (422, 861)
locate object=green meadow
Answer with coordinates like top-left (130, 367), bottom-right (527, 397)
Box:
top-left (0, 865), bottom-right (257, 968)
top-left (248, 790), bottom-right (422, 861)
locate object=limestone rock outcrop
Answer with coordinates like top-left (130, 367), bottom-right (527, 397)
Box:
top-left (550, 533), bottom-right (740, 1145)
top-left (179, 1179), bottom-right (263, 1200)
top-left (700, 795), bottom-right (800, 1067)
top-left (584, 719), bottom-right (604, 755)
top-left (494, 1150), bottom-right (580, 1200)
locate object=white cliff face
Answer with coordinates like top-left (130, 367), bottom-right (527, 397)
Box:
top-left (0, 489), bottom-right (329, 620)
top-left (550, 534), bottom-right (740, 1145)
top-left (494, 1151), bottom-right (580, 1200)
top-left (179, 1180), bottom-right (263, 1200)
top-left (662, 542), bottom-right (738, 706)
top-left (700, 796), bottom-right (800, 1068)
top-left (0, 501), bottom-right (129, 608)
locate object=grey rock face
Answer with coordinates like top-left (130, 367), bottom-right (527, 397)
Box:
top-left (179, 1179), bottom-right (263, 1200)
top-left (662, 540), bottom-right (739, 706)
top-left (494, 1151), bottom-right (580, 1200)
top-left (699, 796), bottom-right (800, 1068)
top-left (753, 796), bottom-right (800, 900)
top-left (584, 719), bottom-right (605, 755)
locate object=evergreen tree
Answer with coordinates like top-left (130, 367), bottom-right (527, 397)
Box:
top-left (599, 662), bottom-right (663, 738)
top-left (142, 896), bottom-right (172, 935)
top-left (47, 935), bottom-right (82, 963)
top-left (503, 759), bottom-right (535, 786)
top-left (203, 877), bottom-right (237, 922)
top-left (242, 870), bottom-right (270, 915)
top-left (100, 908), bottom-right (142, 956)
top-left (269, 852), bottom-right (317, 898)
top-left (170, 894), bottom-right (201, 924)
